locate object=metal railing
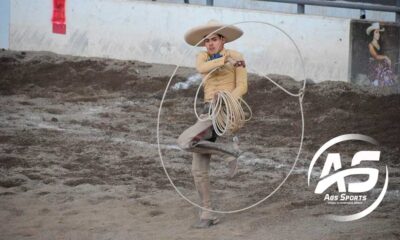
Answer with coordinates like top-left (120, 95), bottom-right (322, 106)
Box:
top-left (254, 0), bottom-right (400, 22)
top-left (152, 0), bottom-right (400, 22)
top-left (152, 0), bottom-right (213, 5)
top-left (199, 0), bottom-right (400, 22)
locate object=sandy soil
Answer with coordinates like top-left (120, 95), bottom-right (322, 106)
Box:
top-left (0, 50), bottom-right (399, 240)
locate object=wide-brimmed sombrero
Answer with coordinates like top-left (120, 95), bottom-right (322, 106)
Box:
top-left (366, 22), bottom-right (385, 35)
top-left (184, 20), bottom-right (243, 46)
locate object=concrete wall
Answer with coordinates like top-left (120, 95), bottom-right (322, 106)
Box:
top-left (9, 0), bottom-right (352, 82)
top-left (0, 0), bottom-right (10, 49)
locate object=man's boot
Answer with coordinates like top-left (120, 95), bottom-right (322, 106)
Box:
top-left (191, 153), bottom-right (219, 228)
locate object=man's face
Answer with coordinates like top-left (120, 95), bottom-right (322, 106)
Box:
top-left (204, 34), bottom-right (225, 55)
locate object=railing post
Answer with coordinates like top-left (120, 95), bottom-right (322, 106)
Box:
top-left (207, 0), bottom-right (213, 6)
top-left (297, 3), bottom-right (305, 14)
top-left (397, 1), bottom-right (400, 74)
top-left (360, 9), bottom-right (366, 19)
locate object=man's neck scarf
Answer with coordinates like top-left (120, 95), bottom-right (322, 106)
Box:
top-left (208, 53), bottom-right (223, 61)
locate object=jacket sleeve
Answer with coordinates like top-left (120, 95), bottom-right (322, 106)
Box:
top-left (230, 52), bottom-right (248, 98)
top-left (196, 52), bottom-right (225, 74)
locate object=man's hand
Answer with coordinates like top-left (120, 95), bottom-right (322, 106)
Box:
top-left (226, 57), bottom-right (246, 68)
top-left (233, 60), bottom-right (246, 68)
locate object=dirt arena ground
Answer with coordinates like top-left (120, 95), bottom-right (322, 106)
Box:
top-left (0, 50), bottom-right (399, 240)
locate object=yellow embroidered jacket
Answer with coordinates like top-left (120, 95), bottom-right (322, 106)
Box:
top-left (196, 48), bottom-right (248, 102)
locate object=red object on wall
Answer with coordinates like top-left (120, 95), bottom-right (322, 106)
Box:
top-left (52, 0), bottom-right (66, 34)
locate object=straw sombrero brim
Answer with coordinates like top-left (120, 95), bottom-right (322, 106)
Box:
top-left (366, 25), bottom-right (385, 35)
top-left (184, 23), bottom-right (243, 46)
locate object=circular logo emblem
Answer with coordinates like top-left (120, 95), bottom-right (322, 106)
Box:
top-left (308, 134), bottom-right (389, 221)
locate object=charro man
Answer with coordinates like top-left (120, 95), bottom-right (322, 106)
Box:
top-left (177, 20), bottom-right (248, 228)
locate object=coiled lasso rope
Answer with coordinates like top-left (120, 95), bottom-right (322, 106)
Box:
top-left (157, 20), bottom-right (306, 214)
top-left (211, 91), bottom-right (252, 135)
top-left (193, 67), bottom-right (253, 136)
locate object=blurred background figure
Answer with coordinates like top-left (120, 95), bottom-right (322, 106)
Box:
top-left (366, 22), bottom-right (395, 86)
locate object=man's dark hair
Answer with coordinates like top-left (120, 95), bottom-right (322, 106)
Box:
top-left (204, 33), bottom-right (224, 39)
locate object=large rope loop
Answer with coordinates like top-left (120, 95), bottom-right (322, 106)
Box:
top-left (157, 20), bottom-right (307, 214)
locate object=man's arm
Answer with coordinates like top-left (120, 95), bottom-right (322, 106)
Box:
top-left (230, 52), bottom-right (248, 98)
top-left (196, 52), bottom-right (225, 74)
